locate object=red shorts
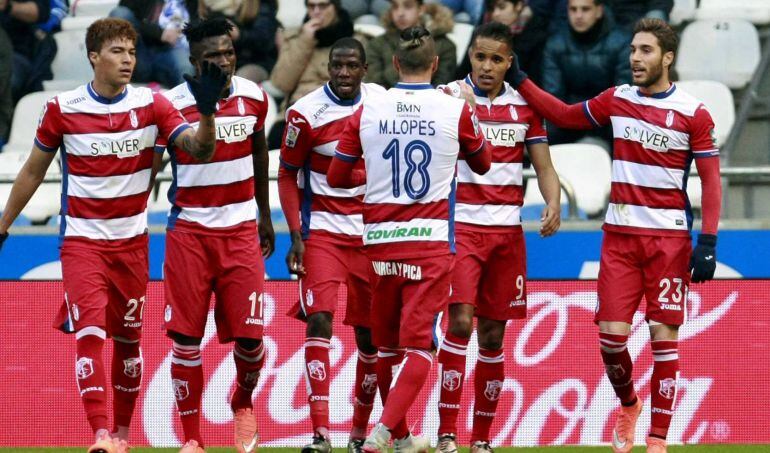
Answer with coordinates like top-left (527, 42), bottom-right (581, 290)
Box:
top-left (164, 229), bottom-right (265, 343)
top-left (451, 228), bottom-right (527, 320)
top-left (55, 242), bottom-right (149, 341)
top-left (288, 238), bottom-right (372, 328)
top-left (369, 254), bottom-right (454, 349)
top-left (596, 231), bottom-right (691, 326)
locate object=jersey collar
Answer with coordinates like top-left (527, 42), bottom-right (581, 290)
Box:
top-left (324, 83), bottom-right (361, 106)
top-left (464, 74), bottom-right (508, 99)
top-left (637, 83), bottom-right (676, 99)
top-left (87, 82), bottom-right (128, 104)
top-left (394, 82), bottom-right (433, 90)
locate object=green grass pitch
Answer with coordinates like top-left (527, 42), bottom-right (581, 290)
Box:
top-left (1, 446), bottom-right (769, 452)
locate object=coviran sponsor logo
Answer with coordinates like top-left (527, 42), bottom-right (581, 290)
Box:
top-left (366, 226), bottom-right (432, 241)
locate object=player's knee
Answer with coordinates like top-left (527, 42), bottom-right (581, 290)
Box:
top-left (235, 337), bottom-right (262, 351)
top-left (448, 315), bottom-right (473, 339)
top-left (169, 331), bottom-right (202, 346)
top-left (354, 326), bottom-right (377, 354)
top-left (477, 318), bottom-right (505, 350)
top-left (306, 312), bottom-right (333, 339)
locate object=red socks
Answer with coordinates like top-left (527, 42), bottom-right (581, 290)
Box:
top-left (351, 350), bottom-right (378, 437)
top-left (304, 337), bottom-right (331, 434)
top-left (170, 342), bottom-right (204, 446)
top-left (380, 349), bottom-right (433, 434)
top-left (231, 342), bottom-right (265, 411)
top-left (471, 348), bottom-right (504, 443)
top-left (111, 339), bottom-right (142, 431)
top-left (650, 340), bottom-right (679, 440)
top-left (599, 332), bottom-right (637, 405)
top-left (76, 328), bottom-right (108, 433)
top-left (437, 333), bottom-right (469, 435)
top-left (376, 347), bottom-right (408, 439)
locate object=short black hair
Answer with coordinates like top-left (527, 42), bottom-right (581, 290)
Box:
top-left (395, 26), bottom-right (435, 74)
top-left (329, 37), bottom-right (367, 63)
top-left (183, 17), bottom-right (233, 47)
top-left (470, 21), bottom-right (515, 54)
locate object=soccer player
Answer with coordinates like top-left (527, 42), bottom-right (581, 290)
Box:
top-left (328, 26), bottom-right (491, 453)
top-left (507, 18), bottom-right (721, 453)
top-left (277, 37), bottom-right (385, 453)
top-left (0, 18), bottom-right (224, 453)
top-left (434, 22), bottom-right (561, 453)
top-left (158, 18), bottom-right (275, 453)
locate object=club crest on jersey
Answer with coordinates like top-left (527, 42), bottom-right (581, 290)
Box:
top-left (509, 105), bottom-right (518, 121)
top-left (665, 110), bottom-right (674, 128)
top-left (129, 109), bottom-right (138, 128)
top-left (484, 380), bottom-right (503, 401)
top-left (361, 373), bottom-right (378, 394)
top-left (286, 123), bottom-right (300, 148)
top-left (442, 370), bottom-right (462, 391)
top-left (307, 360), bottom-right (326, 381)
top-left (164, 305), bottom-right (172, 323)
top-left (123, 357), bottom-right (142, 378)
top-left (237, 97), bottom-right (245, 115)
top-left (76, 357), bottom-right (94, 379)
top-left (173, 379), bottom-right (190, 400)
top-left (659, 377), bottom-right (677, 399)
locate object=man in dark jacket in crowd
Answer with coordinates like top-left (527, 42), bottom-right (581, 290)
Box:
top-left (542, 0), bottom-right (630, 148)
top-left (1, 0), bottom-right (54, 103)
top-left (607, 0), bottom-right (672, 31)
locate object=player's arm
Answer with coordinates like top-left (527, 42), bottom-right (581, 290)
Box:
top-left (457, 102), bottom-right (491, 174)
top-left (252, 127), bottom-right (275, 258)
top-left (328, 107), bottom-right (366, 188)
top-left (528, 142), bottom-right (561, 237)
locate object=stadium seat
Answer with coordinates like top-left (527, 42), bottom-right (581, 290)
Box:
top-left (61, 15), bottom-right (99, 31)
top-left (523, 143), bottom-right (612, 218)
top-left (670, 0), bottom-right (697, 26)
top-left (268, 149), bottom-right (280, 179)
top-left (44, 29), bottom-right (92, 92)
top-left (264, 91), bottom-right (278, 137)
top-left (277, 0), bottom-right (306, 29)
top-left (695, 0), bottom-right (770, 25)
top-left (70, 0), bottom-right (118, 17)
top-left (447, 23), bottom-right (474, 65)
top-left (675, 80), bottom-right (735, 147)
top-left (4, 91), bottom-right (58, 155)
top-left (676, 19), bottom-right (760, 89)
top-left (354, 23), bottom-right (386, 39)
top-left (686, 168), bottom-right (702, 211)
top-left (0, 152), bottom-right (61, 224)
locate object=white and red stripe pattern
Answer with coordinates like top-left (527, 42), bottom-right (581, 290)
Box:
top-left (444, 78), bottom-right (547, 230)
top-left (171, 342), bottom-right (202, 367)
top-left (35, 83), bottom-right (189, 245)
top-left (280, 83), bottom-right (384, 244)
top-left (162, 76), bottom-right (267, 233)
top-left (583, 84), bottom-right (719, 236)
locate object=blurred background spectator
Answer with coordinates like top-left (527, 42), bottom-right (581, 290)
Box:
top-left (341, 0), bottom-right (389, 24)
top-left (440, 0), bottom-right (482, 25)
top-left (541, 0), bottom-right (630, 149)
top-left (2, 0), bottom-right (55, 103)
top-left (606, 0), bottom-right (672, 31)
top-left (366, 0), bottom-right (455, 88)
top-left (0, 28), bottom-right (11, 150)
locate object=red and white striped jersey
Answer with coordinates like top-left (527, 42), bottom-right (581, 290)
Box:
top-left (583, 83), bottom-right (718, 236)
top-left (35, 82), bottom-right (190, 248)
top-left (335, 82), bottom-right (485, 260)
top-left (162, 76), bottom-right (267, 233)
top-left (444, 77), bottom-right (547, 231)
top-left (280, 82), bottom-right (385, 245)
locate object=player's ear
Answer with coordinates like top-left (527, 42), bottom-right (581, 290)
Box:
top-left (431, 55), bottom-right (439, 75)
top-left (88, 51), bottom-right (98, 68)
top-left (662, 50), bottom-right (674, 70)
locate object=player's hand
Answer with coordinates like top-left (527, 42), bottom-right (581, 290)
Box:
top-left (457, 81), bottom-right (476, 109)
top-left (258, 215), bottom-right (275, 258)
top-left (0, 231), bottom-right (8, 252)
top-left (540, 203), bottom-right (560, 237)
top-left (511, 53), bottom-right (528, 88)
top-left (690, 234), bottom-right (717, 283)
top-left (286, 231), bottom-right (306, 276)
top-left (184, 61), bottom-right (227, 116)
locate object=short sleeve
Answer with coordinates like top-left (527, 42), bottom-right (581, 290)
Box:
top-left (690, 104), bottom-right (719, 158)
top-left (280, 108), bottom-right (314, 169)
top-left (524, 109), bottom-right (548, 145)
top-left (254, 88), bottom-right (269, 132)
top-left (152, 92), bottom-right (191, 145)
top-left (334, 105), bottom-right (364, 162)
top-left (34, 97), bottom-right (63, 153)
top-left (583, 87), bottom-right (616, 128)
top-left (458, 102), bottom-right (485, 156)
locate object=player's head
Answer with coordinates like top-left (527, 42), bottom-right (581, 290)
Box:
top-left (468, 22), bottom-right (514, 95)
top-left (568, 0), bottom-right (604, 34)
top-left (389, 0), bottom-right (423, 32)
top-left (486, 0), bottom-right (524, 27)
top-left (85, 18), bottom-right (137, 86)
top-left (328, 38), bottom-right (368, 100)
top-left (393, 26), bottom-right (438, 80)
top-left (184, 17), bottom-right (236, 85)
top-left (630, 18), bottom-right (678, 88)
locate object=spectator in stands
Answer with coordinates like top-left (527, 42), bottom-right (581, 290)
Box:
top-left (0, 28), bottom-right (11, 150)
top-left (607, 0), bottom-right (672, 31)
top-left (1, 0), bottom-right (55, 103)
top-left (109, 0), bottom-right (195, 87)
top-left (37, 0), bottom-right (66, 34)
top-left (541, 0), bottom-right (630, 148)
top-left (440, 0), bottom-right (483, 24)
top-left (366, 0), bottom-right (455, 88)
top-left (341, 0), bottom-right (390, 23)
top-left (199, 0), bottom-right (280, 83)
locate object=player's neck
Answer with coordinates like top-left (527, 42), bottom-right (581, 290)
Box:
top-left (486, 83), bottom-right (504, 101)
top-left (91, 78), bottom-right (126, 100)
top-left (637, 75), bottom-right (672, 97)
top-left (399, 71), bottom-right (433, 84)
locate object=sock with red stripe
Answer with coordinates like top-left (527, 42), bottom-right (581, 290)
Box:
top-left (471, 348), bottom-right (504, 443)
top-left (170, 342), bottom-right (204, 446)
top-left (231, 342), bottom-right (265, 411)
top-left (376, 347), bottom-right (408, 439)
top-left (351, 350), bottom-right (378, 439)
top-left (304, 337), bottom-right (331, 436)
top-left (76, 328), bottom-right (109, 433)
top-left (111, 338), bottom-right (142, 434)
top-left (650, 340), bottom-right (679, 440)
top-left (599, 332), bottom-right (637, 405)
top-left (380, 349), bottom-right (433, 435)
top-left (437, 332), bottom-right (469, 435)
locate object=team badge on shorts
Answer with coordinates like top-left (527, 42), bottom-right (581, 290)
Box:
top-left (76, 357), bottom-right (94, 379)
top-left (361, 373), bottom-right (378, 394)
top-left (442, 370), bottom-right (462, 391)
top-left (286, 124), bottom-right (301, 148)
top-left (173, 379), bottom-right (190, 400)
top-left (483, 380), bottom-right (503, 401)
top-left (659, 378), bottom-right (677, 400)
top-left (307, 360), bottom-right (327, 381)
top-left (164, 305), bottom-right (172, 323)
top-left (123, 357), bottom-right (143, 378)
top-left (71, 303), bottom-right (80, 322)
